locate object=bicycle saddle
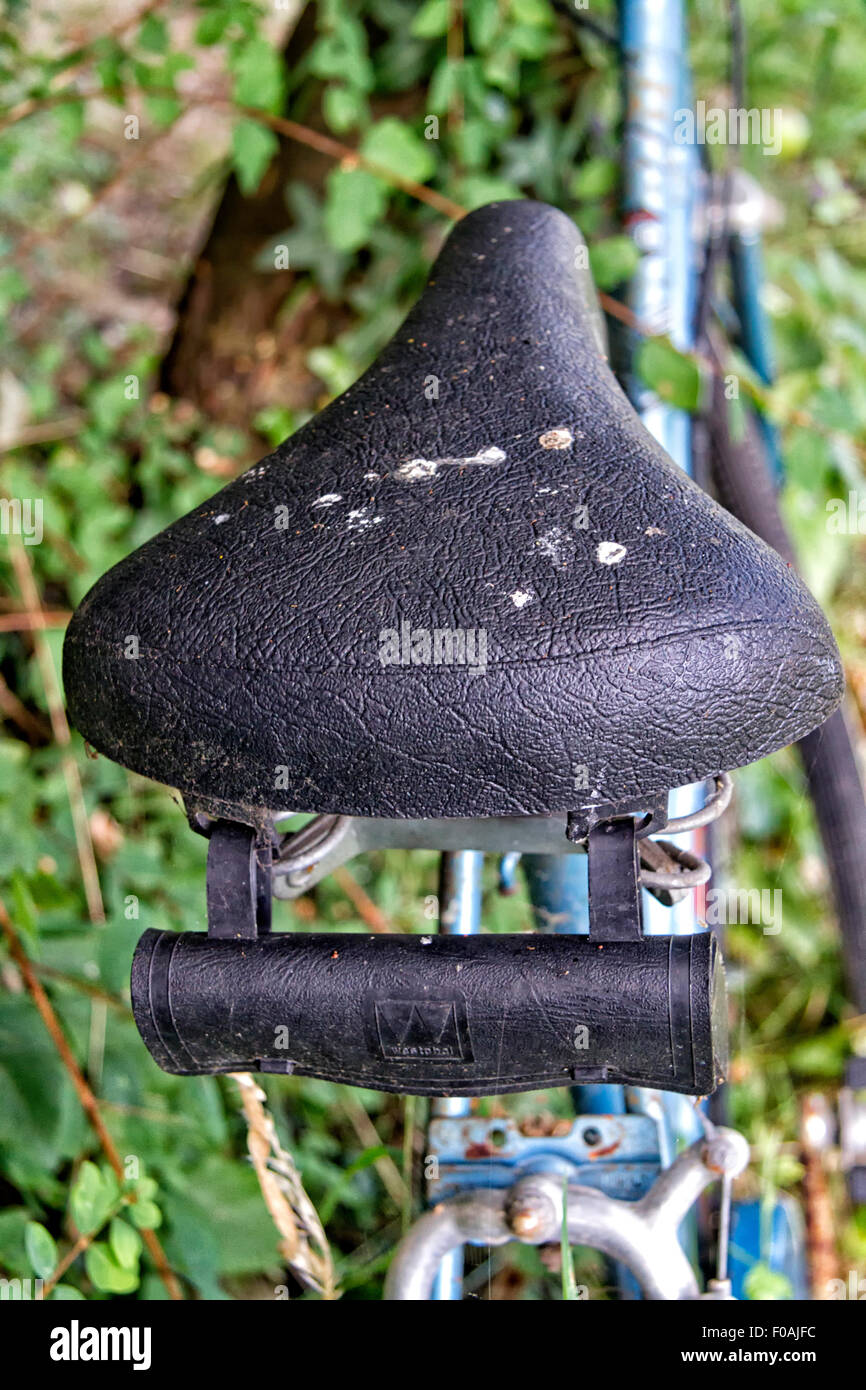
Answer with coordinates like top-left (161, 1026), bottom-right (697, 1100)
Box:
top-left (63, 200), bottom-right (842, 823)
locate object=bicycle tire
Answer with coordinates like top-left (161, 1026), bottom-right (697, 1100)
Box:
top-left (706, 364), bottom-right (866, 1010)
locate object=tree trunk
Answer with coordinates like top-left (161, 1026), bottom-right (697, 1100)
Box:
top-left (159, 5), bottom-right (350, 427)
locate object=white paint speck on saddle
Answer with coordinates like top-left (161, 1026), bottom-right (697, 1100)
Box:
top-left (395, 446), bottom-right (506, 481)
top-left (536, 527), bottom-right (573, 565)
top-left (346, 508), bottom-right (384, 531)
top-left (538, 427), bottom-right (573, 450)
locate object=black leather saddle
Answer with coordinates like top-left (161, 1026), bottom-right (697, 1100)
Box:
top-left (63, 200), bottom-right (842, 824)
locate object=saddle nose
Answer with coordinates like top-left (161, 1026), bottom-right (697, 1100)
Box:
top-left (63, 200), bottom-right (843, 822)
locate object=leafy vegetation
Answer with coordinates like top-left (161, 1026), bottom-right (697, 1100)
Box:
top-left (1, 0), bottom-right (865, 1300)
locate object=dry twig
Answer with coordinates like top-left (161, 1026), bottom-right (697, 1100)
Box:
top-left (231, 1072), bottom-right (337, 1300)
top-left (333, 865), bottom-right (397, 934)
top-left (0, 610), bottom-right (71, 632)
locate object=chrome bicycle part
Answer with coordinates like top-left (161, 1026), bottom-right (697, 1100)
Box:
top-left (268, 774), bottom-right (731, 900)
top-left (271, 813), bottom-right (352, 878)
top-left (271, 811), bottom-right (591, 897)
top-left (386, 1127), bottom-right (750, 1300)
top-left (663, 773), bottom-right (733, 834)
top-left (637, 837), bottom-right (712, 894)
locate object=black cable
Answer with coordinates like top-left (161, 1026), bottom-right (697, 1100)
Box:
top-left (550, 0), bottom-right (618, 49)
top-left (693, 0), bottom-right (744, 346)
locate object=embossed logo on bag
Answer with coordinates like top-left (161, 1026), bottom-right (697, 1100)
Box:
top-left (374, 998), bottom-right (472, 1062)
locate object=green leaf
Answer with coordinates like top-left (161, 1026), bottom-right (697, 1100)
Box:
top-left (87, 369), bottom-right (145, 436)
top-left (787, 1030), bottom-right (848, 1078)
top-left (323, 166), bottom-right (388, 253)
top-left (195, 12), bottom-right (231, 46)
top-left (319, 1145), bottom-right (391, 1224)
top-left (9, 869), bottom-right (37, 939)
top-left (307, 345), bottom-right (360, 397)
top-left (145, 95), bottom-right (181, 128)
top-left (509, 23), bottom-right (555, 59)
top-left (561, 1179), bottom-right (578, 1300)
top-left (744, 1261), bottom-right (794, 1301)
top-left (571, 157), bottom-right (618, 201)
top-left (24, 1221), bottom-right (57, 1279)
top-left (588, 234), bottom-right (641, 290)
top-left (361, 117), bottom-right (436, 185)
top-left (481, 44), bottom-right (518, 94)
top-left (128, 1199), bottom-right (162, 1230)
top-left (51, 1284), bottom-right (86, 1300)
top-left (232, 36), bottom-right (284, 112)
top-left (308, 23), bottom-right (373, 90)
top-left (636, 337), bottom-right (703, 412)
top-left (132, 1176), bottom-right (159, 1202)
top-left (95, 40), bottom-right (126, 93)
top-left (53, 101), bottom-right (85, 147)
top-left (162, 1155), bottom-right (284, 1283)
top-left (138, 14), bottom-right (168, 54)
top-left (253, 406), bottom-right (295, 448)
top-left (256, 185), bottom-right (350, 297)
top-left (428, 56), bottom-right (460, 110)
top-left (323, 85), bottom-right (367, 135)
top-left (410, 0), bottom-right (450, 38)
top-left (109, 1216), bottom-right (142, 1270)
top-left (85, 1241), bottom-right (139, 1295)
top-left (232, 119), bottom-right (279, 195)
top-left (70, 1162), bottom-right (113, 1235)
top-left (0, 997), bottom-right (87, 1172)
top-left (509, 0), bottom-right (553, 24)
top-left (467, 0), bottom-right (502, 51)
top-left (455, 173), bottom-right (523, 211)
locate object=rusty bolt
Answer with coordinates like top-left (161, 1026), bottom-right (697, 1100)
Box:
top-left (509, 1204), bottom-right (548, 1241)
top-left (505, 1175), bottom-right (560, 1244)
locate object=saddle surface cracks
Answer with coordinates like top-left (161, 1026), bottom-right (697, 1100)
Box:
top-left (63, 200), bottom-right (843, 821)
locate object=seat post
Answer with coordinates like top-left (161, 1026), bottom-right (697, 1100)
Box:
top-left (428, 850), bottom-right (484, 1301)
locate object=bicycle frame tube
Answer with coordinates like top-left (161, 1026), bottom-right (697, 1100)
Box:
top-left (430, 850), bottom-right (483, 1301)
top-left (620, 0), bottom-right (706, 942)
